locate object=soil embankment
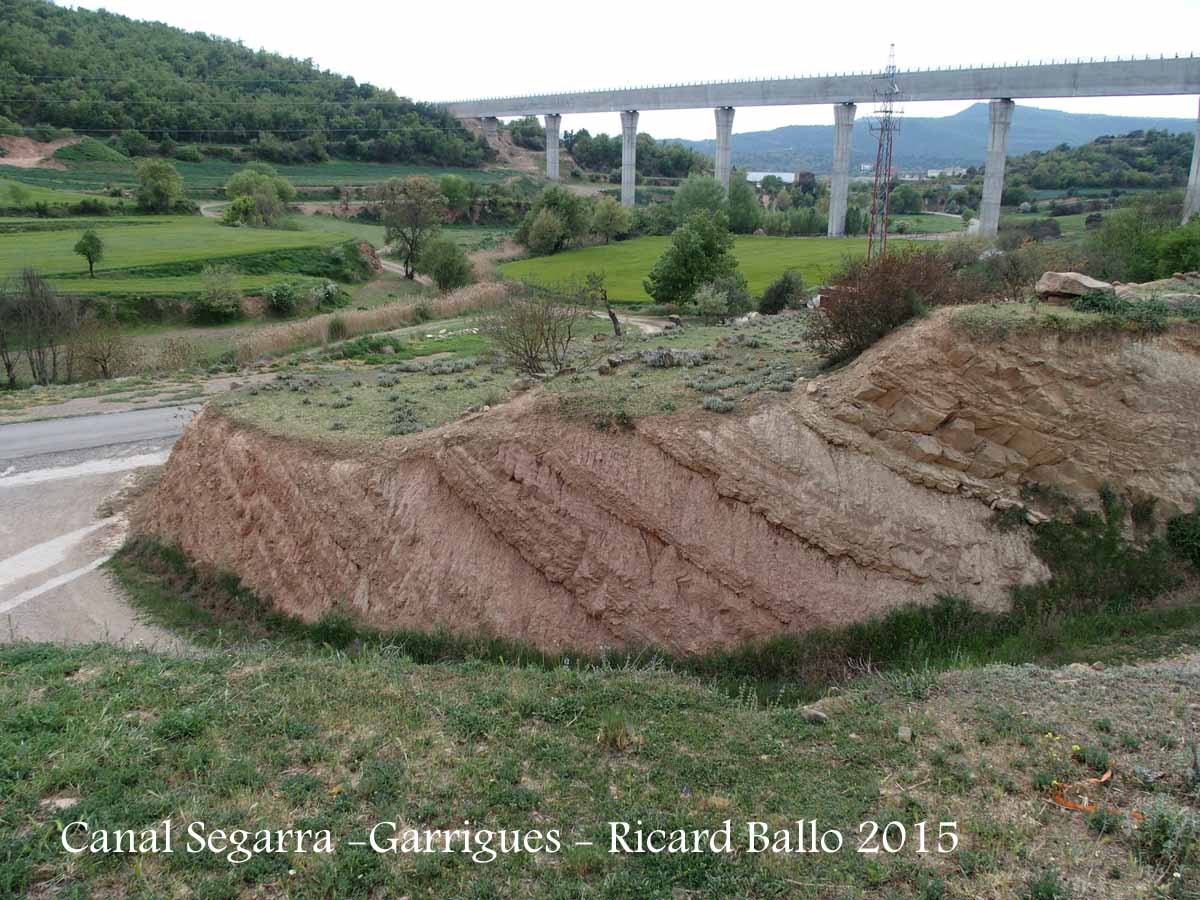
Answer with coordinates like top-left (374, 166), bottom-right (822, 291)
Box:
top-left (139, 312), bottom-right (1200, 653)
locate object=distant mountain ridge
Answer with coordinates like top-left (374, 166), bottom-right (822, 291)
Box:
top-left (670, 103), bottom-right (1195, 173)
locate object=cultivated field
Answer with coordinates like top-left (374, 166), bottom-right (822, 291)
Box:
top-left (499, 235), bottom-right (896, 301)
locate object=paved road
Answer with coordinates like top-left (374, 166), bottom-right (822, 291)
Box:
top-left (0, 405), bottom-right (199, 461)
top-left (0, 406), bottom-right (196, 648)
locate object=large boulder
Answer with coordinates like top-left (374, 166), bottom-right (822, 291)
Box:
top-left (1035, 271), bottom-right (1113, 299)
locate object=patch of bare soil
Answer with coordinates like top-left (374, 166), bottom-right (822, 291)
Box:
top-left (0, 136), bottom-right (79, 170)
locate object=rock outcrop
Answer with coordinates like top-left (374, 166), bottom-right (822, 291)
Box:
top-left (139, 310), bottom-right (1200, 654)
top-left (1035, 271), bottom-right (1113, 299)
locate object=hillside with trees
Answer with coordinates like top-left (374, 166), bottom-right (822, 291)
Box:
top-left (1003, 129), bottom-right (1194, 191)
top-left (0, 0), bottom-right (487, 167)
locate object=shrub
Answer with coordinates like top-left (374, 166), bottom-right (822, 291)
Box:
top-left (265, 283), bottom-right (299, 317)
top-left (1011, 490), bottom-right (1178, 624)
top-left (703, 396), bottom-right (736, 413)
top-left (807, 250), bottom-right (964, 361)
top-left (311, 281), bottom-right (350, 310)
top-left (758, 270), bottom-right (805, 315)
top-left (190, 265), bottom-right (242, 324)
top-left (1135, 800), bottom-right (1199, 871)
top-left (477, 290), bottom-right (586, 374)
top-left (708, 272), bottom-right (752, 316)
top-left (521, 207), bottom-right (567, 256)
top-left (692, 284), bottom-right (728, 322)
top-left (174, 144), bottom-right (204, 163)
top-left (326, 315), bottom-right (349, 343)
top-left (417, 237), bottom-right (474, 292)
top-left (1166, 503), bottom-right (1200, 570)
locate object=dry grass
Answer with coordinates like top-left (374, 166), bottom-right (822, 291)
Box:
top-left (232, 282), bottom-right (515, 364)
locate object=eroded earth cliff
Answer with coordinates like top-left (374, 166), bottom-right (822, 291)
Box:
top-left (139, 311), bottom-right (1200, 653)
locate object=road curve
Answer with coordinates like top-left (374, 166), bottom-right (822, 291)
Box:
top-left (0, 405), bottom-right (199, 461)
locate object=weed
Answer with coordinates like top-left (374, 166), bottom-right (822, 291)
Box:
top-left (1025, 868), bottom-right (1071, 899)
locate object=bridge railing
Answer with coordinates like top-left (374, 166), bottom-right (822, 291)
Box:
top-left (436, 52), bottom-right (1197, 106)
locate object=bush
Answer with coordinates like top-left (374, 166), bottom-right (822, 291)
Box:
top-left (1011, 490), bottom-right (1178, 624)
top-left (478, 290), bottom-right (586, 374)
top-left (174, 144), bottom-right (204, 163)
top-left (326, 315), bottom-right (349, 343)
top-left (265, 283), bottom-right (299, 317)
top-left (1167, 503), bottom-right (1200, 570)
top-left (644, 211), bottom-right (737, 305)
top-left (417, 237), bottom-right (474, 292)
top-left (807, 250), bottom-right (964, 361)
top-left (190, 265), bottom-right (242, 324)
top-left (692, 284), bottom-right (728, 322)
top-left (310, 281), bottom-right (350, 310)
top-left (758, 270), bottom-right (805, 315)
top-left (522, 208), bottom-right (566, 256)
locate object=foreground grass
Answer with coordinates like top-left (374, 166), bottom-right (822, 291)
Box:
top-left (4, 612), bottom-right (1196, 897)
top-left (499, 235), bottom-right (898, 302)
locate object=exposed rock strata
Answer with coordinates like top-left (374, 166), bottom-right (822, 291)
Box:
top-left (140, 311), bottom-right (1200, 653)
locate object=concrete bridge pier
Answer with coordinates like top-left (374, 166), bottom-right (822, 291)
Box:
top-left (482, 116), bottom-right (499, 145)
top-left (827, 102), bottom-right (856, 237)
top-left (544, 113), bottom-right (561, 180)
top-left (979, 99), bottom-right (1015, 237)
top-left (1184, 97), bottom-right (1200, 224)
top-left (714, 107), bottom-right (735, 190)
top-left (620, 110), bottom-right (639, 207)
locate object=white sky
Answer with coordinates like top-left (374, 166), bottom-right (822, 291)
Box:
top-left (63, 0), bottom-right (1200, 140)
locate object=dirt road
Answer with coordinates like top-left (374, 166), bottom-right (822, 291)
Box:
top-left (0, 407), bottom-right (196, 647)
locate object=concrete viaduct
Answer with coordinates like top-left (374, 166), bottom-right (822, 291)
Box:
top-left (442, 56), bottom-right (1200, 235)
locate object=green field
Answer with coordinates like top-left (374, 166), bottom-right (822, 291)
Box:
top-left (0, 215), bottom-right (362, 284)
top-left (890, 212), bottom-right (964, 234)
top-left (0, 175), bottom-right (119, 208)
top-left (2, 158), bottom-right (516, 193)
top-left (1001, 211), bottom-right (1092, 235)
top-left (500, 235), bottom-right (886, 301)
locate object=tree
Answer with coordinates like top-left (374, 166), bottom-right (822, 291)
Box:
top-left (890, 184), bottom-right (923, 215)
top-left (73, 229), bottom-right (104, 277)
top-left (73, 319), bottom-right (136, 379)
top-left (0, 281), bottom-right (19, 388)
top-left (759, 270), bottom-right (806, 314)
top-left (11, 269), bottom-right (78, 385)
top-left (726, 170), bottom-right (762, 234)
top-left (582, 271), bottom-right (620, 336)
top-left (524, 208), bottom-right (567, 256)
top-left (644, 211), bottom-right (737, 305)
top-left (222, 162), bottom-right (296, 227)
top-left (135, 159), bottom-right (183, 212)
top-left (439, 175), bottom-right (475, 221)
top-left (672, 175), bottom-right (726, 224)
top-left (372, 177), bottom-right (446, 279)
top-left (515, 186), bottom-right (590, 255)
top-left (591, 196), bottom-right (631, 243)
top-left (417, 237), bottom-right (474, 292)
top-left (191, 265), bottom-right (243, 323)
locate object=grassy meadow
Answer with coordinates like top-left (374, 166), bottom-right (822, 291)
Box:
top-left (0, 215), bottom-right (370, 291)
top-left (500, 235), bottom-right (889, 302)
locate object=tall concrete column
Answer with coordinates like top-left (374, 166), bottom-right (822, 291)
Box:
top-left (620, 110), bottom-right (638, 208)
top-left (481, 116), bottom-right (499, 145)
top-left (827, 102), bottom-right (856, 237)
top-left (1183, 97), bottom-right (1200, 224)
top-left (714, 106), bottom-right (735, 190)
top-left (979, 99), bottom-right (1015, 237)
top-left (544, 113), bottom-right (561, 181)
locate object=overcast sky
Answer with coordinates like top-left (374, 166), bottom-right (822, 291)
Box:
top-left (63, 0), bottom-right (1200, 140)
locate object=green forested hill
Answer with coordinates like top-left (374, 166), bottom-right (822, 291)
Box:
top-left (1004, 129), bottom-right (1194, 190)
top-left (0, 0), bottom-right (487, 166)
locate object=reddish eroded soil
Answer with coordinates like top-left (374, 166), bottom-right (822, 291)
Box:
top-left (139, 311), bottom-right (1200, 654)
